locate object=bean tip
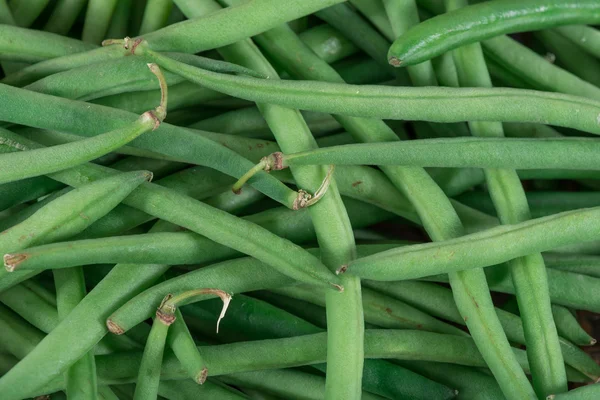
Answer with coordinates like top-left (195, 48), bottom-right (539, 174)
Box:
top-left (388, 56), bottom-right (402, 67)
top-left (3, 253), bottom-right (27, 272)
top-left (591, 338), bottom-right (597, 345)
top-left (196, 367), bottom-right (208, 384)
top-left (336, 264), bottom-right (348, 275)
top-left (333, 283), bottom-right (344, 293)
top-left (106, 319), bottom-right (125, 335)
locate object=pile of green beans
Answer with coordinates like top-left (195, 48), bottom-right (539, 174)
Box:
top-left (1, 0), bottom-right (600, 399)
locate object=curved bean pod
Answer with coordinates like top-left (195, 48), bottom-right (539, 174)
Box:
top-left (131, 47), bottom-right (600, 134)
top-left (552, 305), bottom-right (596, 347)
top-left (347, 206), bottom-right (600, 280)
top-left (388, 0), bottom-right (600, 67)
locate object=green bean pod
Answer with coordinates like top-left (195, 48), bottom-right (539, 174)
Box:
top-left (43, 0), bottom-right (88, 35)
top-left (82, 0), bottom-right (119, 44)
top-left (388, 0), bottom-right (600, 67)
top-left (139, 0), bottom-right (174, 35)
top-left (549, 383), bottom-right (600, 400)
top-left (130, 47), bottom-right (600, 134)
top-left (555, 25), bottom-right (600, 60)
top-left (551, 305), bottom-right (596, 347)
top-left (347, 206), bottom-right (600, 280)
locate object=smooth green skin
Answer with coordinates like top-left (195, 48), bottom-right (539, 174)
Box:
top-left (550, 383), bottom-right (600, 400)
top-left (272, 285), bottom-right (467, 336)
top-left (139, 0), bottom-right (174, 35)
top-left (536, 29), bottom-right (600, 88)
top-left (134, 318), bottom-right (169, 400)
top-left (365, 280), bottom-right (600, 381)
top-left (0, 0), bottom-right (15, 25)
top-left (298, 25), bottom-right (359, 64)
top-left (8, 0), bottom-right (48, 27)
top-left (246, 15), bottom-right (530, 400)
top-left (543, 253), bottom-right (600, 279)
top-left (182, 1), bottom-right (362, 397)
top-left (556, 25), bottom-right (600, 60)
top-left (94, 330), bottom-right (535, 381)
top-left (138, 51), bottom-right (600, 134)
top-left (82, 0), bottom-right (118, 44)
top-left (0, 283), bottom-right (58, 333)
top-left (43, 0), bottom-right (88, 34)
top-left (348, 206), bottom-right (600, 281)
top-left (0, 115), bottom-right (155, 184)
top-left (281, 137), bottom-right (600, 170)
top-left (350, 0), bottom-right (395, 41)
top-left (0, 25), bottom-right (96, 63)
top-left (54, 268), bottom-right (98, 400)
top-left (448, 0), bottom-right (566, 396)
top-left (551, 305), bottom-right (596, 347)
top-left (0, 83), bottom-right (299, 209)
top-left (388, 0), bottom-right (600, 67)
top-left (483, 35), bottom-right (600, 101)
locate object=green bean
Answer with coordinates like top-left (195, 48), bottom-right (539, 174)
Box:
top-left (448, 0), bottom-right (566, 395)
top-left (536, 29), bottom-right (600, 88)
top-left (158, 379), bottom-right (247, 400)
top-left (221, 369), bottom-right (386, 400)
top-left (350, 0), bottom-right (395, 41)
top-left (0, 0), bottom-right (15, 25)
top-left (94, 329), bottom-right (534, 381)
top-left (315, 3), bottom-right (407, 83)
top-left (237, 13), bottom-right (531, 399)
top-left (388, 0), bottom-right (600, 67)
top-left (190, 107), bottom-right (341, 140)
top-left (555, 25), bottom-right (600, 60)
top-left (549, 383), bottom-right (600, 400)
top-left (132, 47), bottom-right (600, 134)
top-left (0, 175), bottom-right (62, 212)
top-left (43, 0), bottom-right (88, 35)
top-left (106, 0), bottom-right (133, 39)
top-left (333, 56), bottom-right (390, 85)
top-left (250, 291), bottom-right (329, 330)
top-left (139, 0), bottom-right (174, 35)
top-left (268, 137), bottom-right (600, 170)
top-left (298, 25), bottom-right (360, 65)
top-left (8, 0), bottom-right (49, 27)
top-left (200, 2), bottom-right (362, 396)
top-left (0, 99), bottom-right (161, 184)
top-left (82, 0), bottom-right (119, 44)
top-left (134, 305), bottom-right (169, 400)
top-left (482, 35), bottom-right (600, 101)
top-left (458, 191), bottom-right (600, 219)
top-left (0, 283), bottom-right (58, 333)
top-left (347, 206), bottom-right (600, 280)
top-left (363, 280), bottom-right (600, 381)
top-left (54, 267), bottom-right (98, 400)
top-left (0, 25), bottom-right (96, 63)
top-left (544, 253), bottom-right (600, 279)
top-left (551, 305), bottom-right (596, 347)
top-left (273, 285), bottom-right (467, 336)
top-left (0, 303), bottom-right (45, 359)
top-left (21, 279), bottom-right (56, 307)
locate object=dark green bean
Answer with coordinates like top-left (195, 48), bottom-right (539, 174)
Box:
top-left (8, 0), bottom-right (49, 27)
top-left (549, 383), bottom-right (600, 400)
top-left (0, 283), bottom-right (57, 333)
top-left (544, 253), bottom-right (600, 279)
top-left (350, 0), bottom-right (395, 40)
top-left (388, 0), bottom-right (600, 67)
top-left (139, 0), bottom-right (174, 35)
top-left (82, 0), bottom-right (119, 44)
